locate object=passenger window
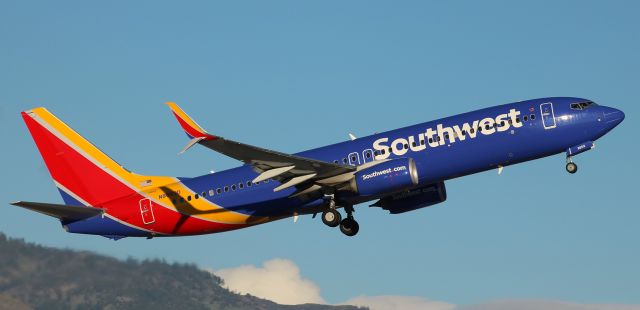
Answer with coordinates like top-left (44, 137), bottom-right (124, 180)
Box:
top-left (195, 194), bottom-right (199, 199)
top-left (404, 144), bottom-right (408, 149)
top-left (523, 115), bottom-right (528, 122)
top-left (420, 139), bottom-right (425, 145)
top-left (333, 160), bottom-right (338, 164)
top-left (224, 186), bottom-right (229, 192)
top-left (530, 114), bottom-right (536, 120)
top-left (351, 155), bottom-right (356, 161)
top-left (247, 181), bottom-right (252, 187)
top-left (365, 152), bottom-right (371, 158)
top-left (231, 185), bottom-right (236, 191)
top-left (216, 188), bottom-right (222, 194)
top-left (516, 117), bottom-right (521, 123)
top-left (428, 137), bottom-right (433, 143)
top-left (239, 183), bottom-right (244, 189)
top-left (201, 192), bottom-right (206, 197)
top-left (470, 128), bottom-right (475, 134)
top-left (342, 158), bottom-right (347, 164)
top-left (180, 197), bottom-right (185, 203)
top-left (187, 195), bottom-right (192, 201)
top-left (209, 189), bottom-right (215, 196)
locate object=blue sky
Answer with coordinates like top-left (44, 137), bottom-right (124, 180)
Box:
top-left (1, 0), bottom-right (638, 307)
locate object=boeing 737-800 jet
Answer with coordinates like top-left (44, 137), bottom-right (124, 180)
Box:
top-left (11, 98), bottom-right (624, 238)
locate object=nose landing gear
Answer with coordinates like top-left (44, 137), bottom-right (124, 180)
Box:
top-left (566, 157), bottom-right (578, 174)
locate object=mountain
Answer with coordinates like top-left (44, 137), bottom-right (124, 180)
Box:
top-left (0, 233), bottom-right (364, 310)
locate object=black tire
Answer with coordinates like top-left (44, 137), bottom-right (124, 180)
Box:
top-left (566, 162), bottom-right (578, 174)
top-left (321, 209), bottom-right (341, 227)
top-left (340, 218), bottom-right (360, 237)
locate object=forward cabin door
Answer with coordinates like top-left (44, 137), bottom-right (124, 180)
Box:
top-left (540, 102), bottom-right (557, 129)
top-left (139, 198), bottom-right (156, 225)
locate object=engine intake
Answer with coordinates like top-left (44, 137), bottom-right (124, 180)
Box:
top-left (350, 158), bottom-right (418, 196)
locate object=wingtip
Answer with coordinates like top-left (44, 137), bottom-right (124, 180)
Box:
top-left (165, 102), bottom-right (218, 141)
top-left (10, 201), bottom-right (22, 206)
top-left (21, 107), bottom-right (47, 116)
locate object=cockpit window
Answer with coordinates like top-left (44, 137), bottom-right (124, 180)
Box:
top-left (570, 101), bottom-right (596, 110)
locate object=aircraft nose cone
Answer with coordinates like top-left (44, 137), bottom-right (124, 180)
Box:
top-left (603, 107), bottom-right (625, 127)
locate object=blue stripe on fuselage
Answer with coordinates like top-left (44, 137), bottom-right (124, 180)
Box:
top-left (58, 189), bottom-right (85, 206)
top-left (63, 215), bottom-right (150, 237)
top-left (179, 97), bottom-right (599, 217)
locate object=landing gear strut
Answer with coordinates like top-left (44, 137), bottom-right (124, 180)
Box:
top-left (566, 157), bottom-right (578, 174)
top-left (339, 205), bottom-right (359, 237)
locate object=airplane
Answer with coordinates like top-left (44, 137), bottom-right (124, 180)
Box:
top-left (11, 98), bottom-right (624, 239)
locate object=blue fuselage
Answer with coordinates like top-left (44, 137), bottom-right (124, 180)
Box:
top-left (179, 97), bottom-right (624, 218)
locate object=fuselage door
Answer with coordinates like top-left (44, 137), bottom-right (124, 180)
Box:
top-left (348, 152), bottom-right (360, 166)
top-left (540, 102), bottom-right (557, 129)
top-left (139, 198), bottom-right (156, 225)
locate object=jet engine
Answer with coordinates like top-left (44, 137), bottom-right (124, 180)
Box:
top-left (349, 158), bottom-right (419, 196)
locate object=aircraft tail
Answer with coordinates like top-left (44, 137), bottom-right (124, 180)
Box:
top-left (21, 108), bottom-right (173, 207)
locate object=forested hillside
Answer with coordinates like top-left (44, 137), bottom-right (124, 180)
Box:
top-left (0, 233), bottom-right (364, 310)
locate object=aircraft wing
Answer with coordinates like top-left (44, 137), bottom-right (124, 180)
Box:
top-left (166, 103), bottom-right (356, 194)
top-left (10, 201), bottom-right (103, 222)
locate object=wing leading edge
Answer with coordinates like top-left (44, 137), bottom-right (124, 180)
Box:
top-left (165, 102), bottom-right (356, 194)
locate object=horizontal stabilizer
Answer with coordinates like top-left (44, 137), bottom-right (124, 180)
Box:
top-left (10, 201), bottom-right (103, 222)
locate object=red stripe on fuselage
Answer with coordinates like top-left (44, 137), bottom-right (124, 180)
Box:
top-left (22, 113), bottom-right (245, 235)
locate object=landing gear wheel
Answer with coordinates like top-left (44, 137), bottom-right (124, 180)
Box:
top-left (566, 162), bottom-right (578, 174)
top-left (340, 218), bottom-right (359, 237)
top-left (322, 209), bottom-right (341, 227)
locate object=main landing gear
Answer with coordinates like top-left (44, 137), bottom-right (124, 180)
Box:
top-left (321, 195), bottom-right (359, 237)
top-left (321, 209), bottom-right (341, 227)
top-left (566, 157), bottom-right (578, 174)
top-left (339, 205), bottom-right (359, 237)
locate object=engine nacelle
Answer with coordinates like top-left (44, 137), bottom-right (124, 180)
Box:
top-left (371, 181), bottom-right (447, 214)
top-left (350, 158), bottom-right (419, 196)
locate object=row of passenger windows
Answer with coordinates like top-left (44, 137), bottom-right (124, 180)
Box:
top-left (332, 113), bottom-right (538, 163)
top-left (171, 178), bottom-right (273, 204)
